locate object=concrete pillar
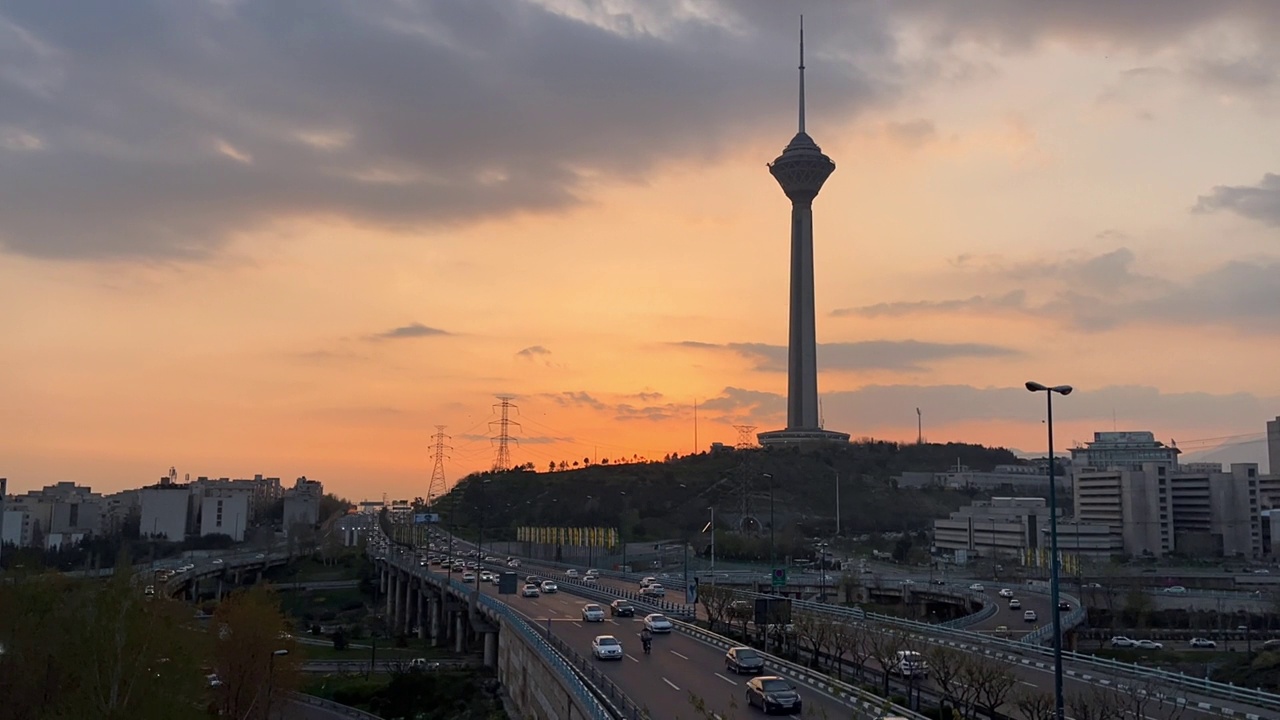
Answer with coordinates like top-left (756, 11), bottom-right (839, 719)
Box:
top-left (429, 596), bottom-right (441, 647)
top-left (403, 580), bottom-right (413, 636)
top-left (418, 589), bottom-right (427, 640)
top-left (393, 573), bottom-right (403, 631)
top-left (386, 572), bottom-right (394, 619)
top-left (454, 613), bottom-right (465, 653)
top-left (216, 578), bottom-right (224, 601)
top-left (483, 631), bottom-right (497, 668)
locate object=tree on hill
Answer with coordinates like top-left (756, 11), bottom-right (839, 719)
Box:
top-left (210, 586), bottom-right (302, 720)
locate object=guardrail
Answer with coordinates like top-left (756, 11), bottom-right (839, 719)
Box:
top-left (290, 692), bottom-right (383, 719)
top-left (672, 618), bottom-right (927, 720)
top-left (376, 552), bottom-right (619, 720)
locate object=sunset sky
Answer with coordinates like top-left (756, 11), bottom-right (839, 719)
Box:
top-left (4, 1), bottom-right (1280, 499)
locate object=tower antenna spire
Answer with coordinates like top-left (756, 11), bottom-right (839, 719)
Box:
top-left (798, 15), bottom-right (806, 133)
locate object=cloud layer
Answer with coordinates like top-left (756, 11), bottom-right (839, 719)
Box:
top-left (677, 339), bottom-right (1019, 373)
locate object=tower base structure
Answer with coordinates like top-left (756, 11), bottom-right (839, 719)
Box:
top-left (757, 428), bottom-right (850, 446)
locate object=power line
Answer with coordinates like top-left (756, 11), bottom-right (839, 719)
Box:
top-left (490, 395), bottom-right (521, 471)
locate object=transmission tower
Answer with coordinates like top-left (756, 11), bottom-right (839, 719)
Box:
top-left (428, 425), bottom-right (451, 504)
top-left (733, 425), bottom-right (758, 450)
top-left (490, 395), bottom-right (521, 471)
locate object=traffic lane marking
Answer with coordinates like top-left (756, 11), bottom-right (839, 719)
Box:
top-left (715, 673), bottom-right (738, 685)
top-left (663, 677), bottom-right (681, 691)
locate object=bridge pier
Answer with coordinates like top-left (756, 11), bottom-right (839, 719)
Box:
top-left (387, 572), bottom-right (396, 622)
top-left (483, 631), bottom-right (497, 667)
top-left (417, 586), bottom-right (427, 640)
top-left (429, 595), bottom-right (442, 646)
top-left (454, 612), bottom-right (465, 653)
top-left (402, 576), bottom-right (413, 636)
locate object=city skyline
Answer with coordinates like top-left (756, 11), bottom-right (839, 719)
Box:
top-left (4, 2), bottom-right (1280, 497)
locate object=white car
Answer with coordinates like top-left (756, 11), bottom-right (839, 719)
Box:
top-left (643, 614), bottom-right (674, 633)
top-left (1023, 610), bottom-right (1038, 622)
top-left (1134, 639), bottom-right (1163, 650)
top-left (489, 573), bottom-right (501, 585)
top-left (521, 583), bottom-right (540, 598)
top-left (640, 576), bottom-right (657, 588)
top-left (969, 583), bottom-right (985, 592)
top-left (461, 572), bottom-right (476, 583)
top-left (581, 604), bottom-right (605, 622)
top-left (1110, 636), bottom-right (1134, 648)
top-left (479, 571), bottom-right (494, 581)
top-left (585, 569), bottom-right (600, 578)
top-left (565, 569), bottom-right (579, 578)
top-left (211, 559), bottom-right (223, 565)
top-left (1189, 637), bottom-right (1217, 649)
top-left (592, 635), bottom-right (624, 660)
top-left (583, 575), bottom-right (598, 584)
top-left (639, 583), bottom-right (666, 598)
top-left (1163, 586), bottom-right (1188, 594)
top-left (998, 588), bottom-right (1014, 598)
top-left (1008, 599), bottom-right (1022, 609)
top-left (540, 580), bottom-right (558, 594)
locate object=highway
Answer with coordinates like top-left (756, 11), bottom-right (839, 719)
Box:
top-left (499, 558), bottom-right (1275, 719)
top-left (469, 573), bottom-right (865, 720)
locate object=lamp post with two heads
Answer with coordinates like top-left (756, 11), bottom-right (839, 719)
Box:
top-left (1026, 380), bottom-right (1072, 720)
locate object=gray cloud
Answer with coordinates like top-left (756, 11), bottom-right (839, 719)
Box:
top-left (883, 118), bottom-right (937, 147)
top-left (841, 247), bottom-right (1280, 334)
top-left (372, 322), bottom-right (450, 340)
top-left (698, 383), bottom-right (1278, 443)
top-left (517, 345), bottom-right (551, 358)
top-left (540, 391), bottom-right (607, 411)
top-left (0, 0), bottom-right (894, 261)
top-left (676, 339), bottom-right (1019, 373)
top-left (1194, 173), bottom-right (1280, 227)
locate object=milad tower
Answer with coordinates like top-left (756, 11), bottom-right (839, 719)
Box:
top-left (758, 18), bottom-right (850, 447)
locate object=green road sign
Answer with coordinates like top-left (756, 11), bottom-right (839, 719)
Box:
top-left (771, 568), bottom-right (786, 587)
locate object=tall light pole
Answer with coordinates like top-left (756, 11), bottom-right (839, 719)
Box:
top-left (1026, 380), bottom-right (1072, 720)
top-left (265, 648), bottom-right (289, 719)
top-left (703, 506), bottom-right (716, 576)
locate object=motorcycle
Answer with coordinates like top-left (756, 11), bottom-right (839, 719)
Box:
top-left (642, 637), bottom-right (652, 655)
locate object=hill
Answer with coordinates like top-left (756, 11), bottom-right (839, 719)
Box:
top-left (433, 440), bottom-right (1018, 549)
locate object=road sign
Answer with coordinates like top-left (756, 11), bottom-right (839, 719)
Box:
top-left (771, 568), bottom-right (786, 588)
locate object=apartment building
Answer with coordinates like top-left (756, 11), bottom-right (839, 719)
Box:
top-left (1074, 462), bottom-right (1172, 557)
top-left (3, 482), bottom-right (104, 549)
top-left (197, 483), bottom-right (252, 541)
top-left (139, 480), bottom-right (193, 541)
top-left (283, 476), bottom-right (323, 536)
top-left (899, 462), bottom-right (1068, 494)
top-left (1168, 463), bottom-right (1262, 557)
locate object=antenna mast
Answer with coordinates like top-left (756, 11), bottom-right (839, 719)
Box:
top-left (798, 15), bottom-right (806, 133)
top-left (428, 425), bottom-right (451, 503)
top-left (490, 395), bottom-right (521, 471)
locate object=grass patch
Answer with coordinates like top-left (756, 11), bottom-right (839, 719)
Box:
top-left (266, 555), bottom-right (369, 584)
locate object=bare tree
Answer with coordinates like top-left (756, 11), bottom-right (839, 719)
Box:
top-left (867, 629), bottom-right (907, 696)
top-left (963, 654), bottom-right (1018, 718)
top-left (792, 612), bottom-right (831, 669)
top-left (825, 620), bottom-right (855, 680)
top-left (699, 585), bottom-right (733, 633)
top-left (1013, 689), bottom-right (1057, 720)
top-left (923, 644), bottom-right (969, 715)
top-left (1069, 685), bottom-right (1127, 720)
top-left (1120, 678), bottom-right (1189, 720)
top-left (842, 622), bottom-right (875, 684)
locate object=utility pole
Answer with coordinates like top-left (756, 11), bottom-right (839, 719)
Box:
top-left (834, 470), bottom-right (840, 536)
top-left (916, 407), bottom-right (922, 444)
top-left (490, 396), bottom-right (520, 471)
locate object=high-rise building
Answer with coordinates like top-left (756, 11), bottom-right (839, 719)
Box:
top-left (1168, 463), bottom-right (1262, 557)
top-left (1070, 431), bottom-right (1180, 470)
top-left (0, 478), bottom-right (6, 560)
top-left (758, 20), bottom-right (849, 447)
top-left (1267, 416), bottom-right (1280, 475)
top-left (1074, 462), bottom-right (1172, 557)
top-left (140, 480), bottom-right (193, 541)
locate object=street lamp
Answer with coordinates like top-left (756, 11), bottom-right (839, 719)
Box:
top-left (265, 648), bottom-right (289, 719)
top-left (817, 542), bottom-right (829, 602)
top-left (1026, 380), bottom-right (1072, 720)
top-left (702, 507), bottom-right (716, 576)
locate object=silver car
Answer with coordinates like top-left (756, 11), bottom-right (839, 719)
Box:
top-left (581, 604), bottom-right (605, 622)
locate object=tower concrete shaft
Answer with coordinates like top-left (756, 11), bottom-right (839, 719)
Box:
top-left (758, 16), bottom-right (849, 447)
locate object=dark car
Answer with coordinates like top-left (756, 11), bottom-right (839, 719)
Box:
top-left (1058, 601), bottom-right (1072, 611)
top-left (745, 676), bottom-right (802, 715)
top-left (610, 600), bottom-right (635, 617)
top-left (725, 646), bottom-right (766, 675)
top-left (525, 575), bottom-right (540, 585)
